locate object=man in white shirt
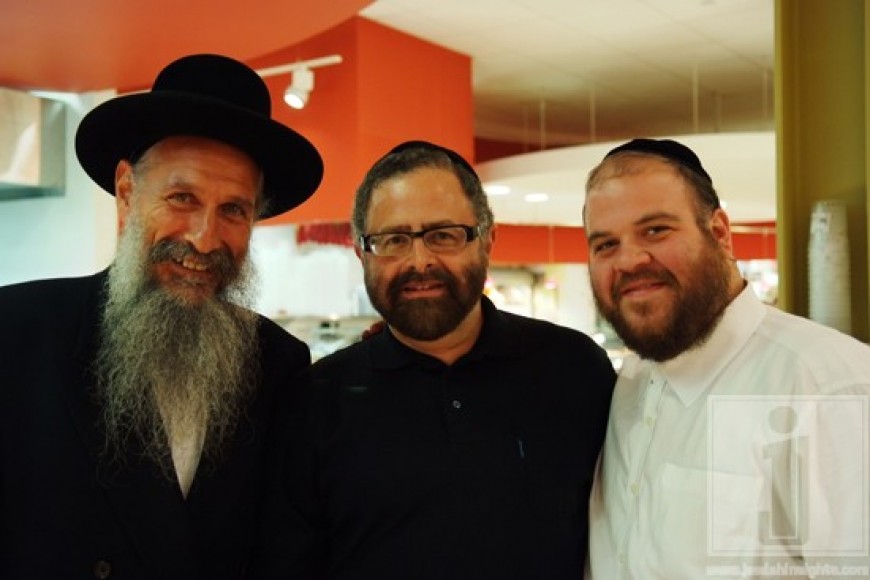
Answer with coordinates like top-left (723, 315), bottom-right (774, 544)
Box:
top-left (583, 138), bottom-right (870, 579)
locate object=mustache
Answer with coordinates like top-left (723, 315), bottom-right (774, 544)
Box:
top-left (149, 239), bottom-right (237, 280)
top-left (388, 268), bottom-right (451, 290)
top-left (612, 268), bottom-right (678, 300)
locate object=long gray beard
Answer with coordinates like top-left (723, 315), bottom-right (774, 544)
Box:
top-left (95, 216), bottom-right (260, 476)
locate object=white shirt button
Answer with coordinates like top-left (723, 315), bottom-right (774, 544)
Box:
top-left (452, 400), bottom-right (461, 409)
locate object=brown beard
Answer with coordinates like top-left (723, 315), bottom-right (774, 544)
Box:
top-left (95, 213), bottom-right (260, 477)
top-left (365, 252), bottom-right (488, 341)
top-left (594, 232), bottom-right (733, 362)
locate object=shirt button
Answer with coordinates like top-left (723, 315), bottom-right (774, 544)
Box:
top-left (644, 416), bottom-right (655, 427)
top-left (618, 553), bottom-right (627, 565)
top-left (93, 560), bottom-right (112, 579)
top-left (452, 400), bottom-right (462, 409)
top-left (630, 483), bottom-right (639, 495)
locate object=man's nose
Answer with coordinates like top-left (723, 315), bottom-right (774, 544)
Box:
top-left (185, 210), bottom-right (222, 255)
top-left (614, 243), bottom-right (653, 273)
top-left (406, 236), bottom-right (437, 271)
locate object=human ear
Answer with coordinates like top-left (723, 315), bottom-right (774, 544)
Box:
top-left (482, 224), bottom-right (497, 254)
top-left (114, 160), bottom-right (135, 233)
top-left (709, 208), bottom-right (735, 259)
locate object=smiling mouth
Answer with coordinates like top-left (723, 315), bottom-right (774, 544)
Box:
top-left (616, 278), bottom-right (671, 301)
top-left (164, 258), bottom-right (216, 286)
top-left (401, 280), bottom-right (445, 296)
top-left (175, 256), bottom-right (209, 272)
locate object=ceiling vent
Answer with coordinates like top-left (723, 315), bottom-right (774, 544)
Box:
top-left (0, 88), bottom-right (65, 201)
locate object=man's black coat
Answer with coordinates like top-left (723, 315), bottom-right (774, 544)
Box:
top-left (0, 271), bottom-right (309, 579)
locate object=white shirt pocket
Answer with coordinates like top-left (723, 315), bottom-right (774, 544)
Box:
top-left (654, 463), bottom-right (764, 567)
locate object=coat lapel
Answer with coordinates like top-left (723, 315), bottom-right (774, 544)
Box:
top-left (60, 271), bottom-right (198, 576)
top-left (184, 322), bottom-right (273, 553)
top-left (185, 413), bottom-right (260, 550)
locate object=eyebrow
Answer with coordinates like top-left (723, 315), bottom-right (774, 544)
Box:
top-left (373, 220), bottom-right (461, 234)
top-left (586, 211), bottom-right (681, 245)
top-left (166, 174), bottom-right (195, 190)
top-left (165, 175), bottom-right (256, 207)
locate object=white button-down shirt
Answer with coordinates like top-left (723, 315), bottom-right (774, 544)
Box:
top-left (588, 285), bottom-right (870, 579)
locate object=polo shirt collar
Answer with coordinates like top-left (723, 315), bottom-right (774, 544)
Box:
top-left (368, 294), bottom-right (522, 370)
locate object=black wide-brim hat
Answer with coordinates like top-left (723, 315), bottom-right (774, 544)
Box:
top-left (75, 53), bottom-right (323, 219)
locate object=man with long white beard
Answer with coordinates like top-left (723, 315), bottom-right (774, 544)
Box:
top-left (255, 141), bottom-right (616, 580)
top-left (0, 54), bottom-right (322, 580)
top-left (583, 138), bottom-right (870, 579)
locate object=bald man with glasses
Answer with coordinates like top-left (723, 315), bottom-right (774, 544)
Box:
top-left (255, 141), bottom-right (615, 580)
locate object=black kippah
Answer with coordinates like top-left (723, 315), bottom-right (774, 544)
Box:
top-left (605, 138), bottom-right (712, 184)
top-left (386, 140), bottom-right (479, 180)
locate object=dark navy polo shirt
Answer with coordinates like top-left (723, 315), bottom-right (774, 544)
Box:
top-left (259, 295), bottom-right (615, 580)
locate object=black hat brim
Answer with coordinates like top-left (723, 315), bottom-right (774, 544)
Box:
top-left (75, 90), bottom-right (323, 219)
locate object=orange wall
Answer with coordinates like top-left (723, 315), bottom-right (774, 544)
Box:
top-left (491, 223), bottom-right (777, 265)
top-left (251, 19), bottom-right (359, 226)
top-left (356, 18), bottom-right (474, 166)
top-left (491, 225), bottom-right (589, 264)
top-left (249, 16), bottom-right (472, 226)
top-left (731, 223), bottom-right (777, 261)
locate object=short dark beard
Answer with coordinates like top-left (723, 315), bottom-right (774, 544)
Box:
top-left (365, 256), bottom-right (488, 341)
top-left (95, 215), bottom-right (260, 476)
top-left (595, 233), bottom-right (733, 362)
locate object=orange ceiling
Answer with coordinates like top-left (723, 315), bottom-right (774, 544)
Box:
top-left (0, 0), bottom-right (372, 92)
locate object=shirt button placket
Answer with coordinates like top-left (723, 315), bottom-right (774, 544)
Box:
top-left (93, 560), bottom-right (112, 579)
top-left (442, 368), bottom-right (468, 443)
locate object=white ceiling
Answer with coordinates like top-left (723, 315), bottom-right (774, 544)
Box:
top-left (476, 131), bottom-right (775, 226)
top-left (361, 0), bottom-right (776, 226)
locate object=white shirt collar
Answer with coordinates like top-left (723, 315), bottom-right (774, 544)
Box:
top-left (624, 283), bottom-right (767, 408)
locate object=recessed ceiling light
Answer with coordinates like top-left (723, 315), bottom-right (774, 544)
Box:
top-left (524, 193), bottom-right (549, 203)
top-left (484, 184), bottom-right (510, 196)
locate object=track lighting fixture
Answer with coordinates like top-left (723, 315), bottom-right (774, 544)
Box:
top-left (257, 54), bottom-right (343, 110)
top-left (284, 67), bottom-right (313, 109)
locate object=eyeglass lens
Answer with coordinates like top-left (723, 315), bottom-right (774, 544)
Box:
top-left (368, 226), bottom-right (473, 256)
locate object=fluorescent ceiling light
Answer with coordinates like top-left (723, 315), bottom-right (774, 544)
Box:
top-left (484, 184), bottom-right (511, 196)
top-left (524, 192), bottom-right (549, 203)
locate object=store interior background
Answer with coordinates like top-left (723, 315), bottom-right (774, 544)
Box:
top-left (1, 0), bottom-right (852, 364)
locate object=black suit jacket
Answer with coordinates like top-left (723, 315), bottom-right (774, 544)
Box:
top-left (0, 271), bottom-right (309, 580)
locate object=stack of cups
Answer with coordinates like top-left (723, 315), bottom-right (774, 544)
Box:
top-left (808, 200), bottom-right (851, 334)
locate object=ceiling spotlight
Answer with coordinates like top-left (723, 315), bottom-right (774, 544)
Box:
top-left (284, 67), bottom-right (314, 109)
top-left (256, 54), bottom-right (343, 111)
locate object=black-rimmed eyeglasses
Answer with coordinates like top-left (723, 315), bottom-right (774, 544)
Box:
top-left (360, 224), bottom-right (481, 257)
